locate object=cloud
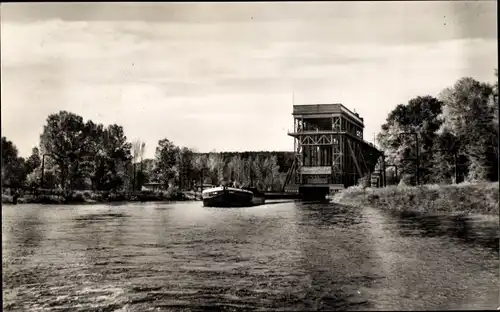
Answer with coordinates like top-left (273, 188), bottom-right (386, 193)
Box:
top-left (1, 4), bottom-right (497, 157)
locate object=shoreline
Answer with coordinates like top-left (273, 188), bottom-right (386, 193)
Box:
top-left (1, 198), bottom-right (200, 206)
top-left (332, 182), bottom-right (499, 216)
top-left (2, 190), bottom-right (203, 205)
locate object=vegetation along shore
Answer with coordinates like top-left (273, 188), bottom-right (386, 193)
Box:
top-left (333, 182), bottom-right (499, 216)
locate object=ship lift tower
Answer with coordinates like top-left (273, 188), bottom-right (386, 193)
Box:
top-left (283, 104), bottom-right (386, 199)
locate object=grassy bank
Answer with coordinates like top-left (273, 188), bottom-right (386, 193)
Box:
top-left (333, 182), bottom-right (499, 215)
top-left (2, 189), bottom-right (202, 205)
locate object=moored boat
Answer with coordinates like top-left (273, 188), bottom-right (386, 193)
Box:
top-left (202, 186), bottom-right (265, 207)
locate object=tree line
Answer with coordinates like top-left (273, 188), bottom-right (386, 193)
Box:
top-left (377, 70), bottom-right (498, 185)
top-left (1, 111), bottom-right (295, 193)
top-left (3, 70), bottom-right (496, 192)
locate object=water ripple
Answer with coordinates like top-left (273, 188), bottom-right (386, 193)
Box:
top-left (2, 202), bottom-right (498, 311)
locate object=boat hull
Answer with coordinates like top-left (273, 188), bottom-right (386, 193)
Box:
top-left (203, 191), bottom-right (252, 207)
top-left (202, 187), bottom-right (265, 208)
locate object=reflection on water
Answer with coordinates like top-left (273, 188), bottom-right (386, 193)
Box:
top-left (2, 201), bottom-right (498, 311)
top-left (391, 211), bottom-right (499, 252)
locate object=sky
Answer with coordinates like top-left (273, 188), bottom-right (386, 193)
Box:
top-left (1, 1), bottom-right (497, 159)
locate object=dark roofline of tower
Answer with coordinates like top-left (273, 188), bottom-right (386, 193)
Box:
top-left (292, 103), bottom-right (364, 123)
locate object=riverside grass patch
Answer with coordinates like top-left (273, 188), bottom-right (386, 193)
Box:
top-left (334, 182), bottom-right (499, 215)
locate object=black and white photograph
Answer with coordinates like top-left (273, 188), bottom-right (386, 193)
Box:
top-left (1, 1), bottom-right (498, 311)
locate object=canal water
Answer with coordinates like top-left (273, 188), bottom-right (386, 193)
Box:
top-left (2, 201), bottom-right (498, 311)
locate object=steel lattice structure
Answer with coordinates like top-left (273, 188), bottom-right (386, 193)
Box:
top-left (283, 104), bottom-right (386, 196)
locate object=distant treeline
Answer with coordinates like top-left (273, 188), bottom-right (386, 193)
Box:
top-left (377, 70), bottom-right (498, 185)
top-left (1, 114), bottom-right (295, 193)
top-left (194, 151), bottom-right (296, 173)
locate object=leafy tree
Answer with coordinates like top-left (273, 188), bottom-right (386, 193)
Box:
top-left (154, 138), bottom-right (179, 188)
top-left (39, 111), bottom-right (90, 190)
top-left (77, 121), bottom-right (132, 191)
top-left (488, 69), bottom-right (498, 166)
top-left (25, 147), bottom-right (41, 175)
top-left (1, 137), bottom-right (27, 187)
top-left (129, 157), bottom-right (154, 191)
top-left (86, 120), bottom-right (106, 190)
top-left (430, 128), bottom-right (460, 183)
top-left (377, 96), bottom-right (443, 184)
top-left (244, 156), bottom-right (254, 187)
top-left (98, 124), bottom-right (133, 191)
top-left (176, 147), bottom-right (194, 189)
top-left (207, 152), bottom-right (225, 185)
top-left (438, 77), bottom-right (498, 181)
top-left (227, 155), bottom-right (245, 186)
top-left (266, 155), bottom-right (280, 191)
top-left (192, 154), bottom-right (208, 187)
top-left (252, 155), bottom-right (266, 190)
top-left (26, 167), bottom-right (58, 189)
top-left (131, 139), bottom-right (146, 191)
top-left (39, 112), bottom-right (134, 192)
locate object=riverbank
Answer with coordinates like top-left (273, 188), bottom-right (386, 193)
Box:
top-left (2, 189), bottom-right (203, 205)
top-left (333, 182), bottom-right (499, 216)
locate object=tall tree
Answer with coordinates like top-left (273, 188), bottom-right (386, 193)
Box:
top-left (137, 142), bottom-right (147, 190)
top-left (25, 147), bottom-right (41, 176)
top-left (252, 155), bottom-right (265, 190)
top-left (176, 147), bottom-right (194, 189)
top-left (192, 154), bottom-right (208, 188)
top-left (377, 96), bottom-right (443, 184)
top-left (207, 152), bottom-right (225, 185)
top-left (1, 137), bottom-right (27, 187)
top-left (85, 120), bottom-right (106, 190)
top-left (99, 124), bottom-right (133, 191)
top-left (154, 138), bottom-right (179, 188)
top-left (131, 139), bottom-right (146, 191)
top-left (227, 155), bottom-right (245, 187)
top-left (267, 155), bottom-right (280, 191)
top-left (430, 128), bottom-right (461, 183)
top-left (39, 111), bottom-right (90, 190)
top-left (438, 77), bottom-right (498, 181)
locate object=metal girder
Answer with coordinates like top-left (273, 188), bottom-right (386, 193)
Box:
top-left (300, 134), bottom-right (333, 145)
top-left (356, 142), bottom-right (370, 174)
top-left (295, 137), bottom-right (302, 184)
top-left (282, 157), bottom-right (297, 191)
top-left (347, 139), bottom-right (363, 178)
top-left (333, 116), bottom-right (341, 131)
top-left (283, 121), bottom-right (385, 190)
top-left (331, 134), bottom-right (343, 184)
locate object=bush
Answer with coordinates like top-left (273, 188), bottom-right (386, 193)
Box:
top-left (108, 192), bottom-right (126, 202)
top-left (23, 194), bottom-right (65, 204)
top-left (2, 194), bottom-right (14, 204)
top-left (165, 186), bottom-right (181, 199)
top-left (357, 175), bottom-right (370, 188)
top-left (69, 191), bottom-right (86, 203)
